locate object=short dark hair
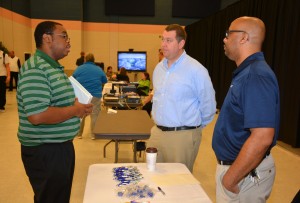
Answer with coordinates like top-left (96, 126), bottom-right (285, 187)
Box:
top-left (144, 72), bottom-right (150, 80)
top-left (34, 21), bottom-right (62, 48)
top-left (165, 24), bottom-right (187, 43)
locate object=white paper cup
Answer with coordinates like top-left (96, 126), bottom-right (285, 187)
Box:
top-left (146, 147), bottom-right (158, 171)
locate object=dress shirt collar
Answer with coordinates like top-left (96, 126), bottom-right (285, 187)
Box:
top-left (162, 50), bottom-right (187, 71)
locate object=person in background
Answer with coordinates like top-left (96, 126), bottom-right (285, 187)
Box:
top-left (106, 66), bottom-right (113, 80)
top-left (73, 53), bottom-right (107, 139)
top-left (142, 89), bottom-right (153, 116)
top-left (113, 67), bottom-right (130, 82)
top-left (95, 62), bottom-right (105, 71)
top-left (212, 16), bottom-right (280, 203)
top-left (76, 51), bottom-right (85, 66)
top-left (0, 50), bottom-right (10, 112)
top-left (8, 50), bottom-right (21, 91)
top-left (158, 48), bottom-right (164, 62)
top-left (141, 49), bottom-right (164, 116)
top-left (99, 62), bottom-right (105, 71)
top-left (148, 24), bottom-right (216, 172)
top-left (17, 21), bottom-right (93, 203)
top-left (137, 72), bottom-right (150, 96)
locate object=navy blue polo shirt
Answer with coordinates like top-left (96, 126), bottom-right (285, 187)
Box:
top-left (212, 52), bottom-right (280, 161)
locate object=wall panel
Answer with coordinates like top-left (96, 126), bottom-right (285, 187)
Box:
top-left (0, 8), bottom-right (32, 63)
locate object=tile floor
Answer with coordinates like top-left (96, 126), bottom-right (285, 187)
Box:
top-left (0, 90), bottom-right (299, 203)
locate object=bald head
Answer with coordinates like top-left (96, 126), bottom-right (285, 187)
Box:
top-left (232, 16), bottom-right (265, 47)
top-left (224, 16), bottom-right (267, 66)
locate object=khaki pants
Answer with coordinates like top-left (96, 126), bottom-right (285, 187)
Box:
top-left (216, 155), bottom-right (276, 203)
top-left (147, 125), bottom-right (202, 172)
top-left (77, 97), bottom-right (100, 138)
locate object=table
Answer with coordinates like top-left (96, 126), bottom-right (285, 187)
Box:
top-left (83, 163), bottom-right (212, 203)
top-left (102, 82), bottom-right (120, 95)
top-left (102, 92), bottom-right (142, 110)
top-left (93, 110), bottom-right (154, 163)
top-left (103, 100), bottom-right (142, 110)
top-left (102, 83), bottom-right (143, 110)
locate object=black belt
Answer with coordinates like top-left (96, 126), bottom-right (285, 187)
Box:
top-left (217, 151), bottom-right (270, 165)
top-left (156, 125), bottom-right (201, 131)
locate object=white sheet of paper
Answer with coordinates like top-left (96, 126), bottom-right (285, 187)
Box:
top-left (69, 76), bottom-right (93, 104)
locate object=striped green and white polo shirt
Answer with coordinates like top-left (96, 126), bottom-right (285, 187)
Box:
top-left (17, 49), bottom-right (80, 146)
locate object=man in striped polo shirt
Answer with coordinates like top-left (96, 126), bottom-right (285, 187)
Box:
top-left (17, 21), bottom-right (93, 203)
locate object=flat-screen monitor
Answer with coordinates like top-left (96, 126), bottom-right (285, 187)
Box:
top-left (117, 51), bottom-right (147, 72)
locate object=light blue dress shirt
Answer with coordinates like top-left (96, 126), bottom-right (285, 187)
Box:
top-left (152, 51), bottom-right (216, 127)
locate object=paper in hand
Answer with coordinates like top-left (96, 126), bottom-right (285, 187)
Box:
top-left (69, 76), bottom-right (93, 104)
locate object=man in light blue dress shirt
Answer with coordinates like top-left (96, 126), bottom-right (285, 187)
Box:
top-left (148, 24), bottom-right (216, 172)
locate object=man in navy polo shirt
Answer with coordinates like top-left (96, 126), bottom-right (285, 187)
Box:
top-left (212, 16), bottom-right (280, 202)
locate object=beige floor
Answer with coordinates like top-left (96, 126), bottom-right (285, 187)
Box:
top-left (0, 90), bottom-right (299, 203)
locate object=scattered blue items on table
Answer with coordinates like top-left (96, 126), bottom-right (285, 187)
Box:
top-left (113, 166), bottom-right (156, 200)
top-left (113, 166), bottom-right (143, 186)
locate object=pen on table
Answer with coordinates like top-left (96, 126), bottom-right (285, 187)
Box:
top-left (158, 186), bottom-right (166, 195)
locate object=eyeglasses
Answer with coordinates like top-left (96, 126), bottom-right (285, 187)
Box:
top-left (225, 30), bottom-right (247, 39)
top-left (46, 32), bottom-right (70, 41)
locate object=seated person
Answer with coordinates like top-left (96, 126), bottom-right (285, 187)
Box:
top-left (142, 90), bottom-right (153, 116)
top-left (113, 67), bottom-right (130, 83)
top-left (106, 66), bottom-right (113, 80)
top-left (137, 72), bottom-right (150, 96)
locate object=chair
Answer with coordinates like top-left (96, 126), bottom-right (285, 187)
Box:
top-left (136, 141), bottom-right (146, 158)
top-left (103, 140), bottom-right (146, 162)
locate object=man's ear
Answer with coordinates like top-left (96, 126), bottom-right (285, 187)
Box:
top-left (43, 33), bottom-right (52, 44)
top-left (179, 39), bottom-right (185, 49)
top-left (240, 33), bottom-right (249, 43)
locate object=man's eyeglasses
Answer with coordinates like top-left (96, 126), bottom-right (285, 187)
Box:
top-left (46, 32), bottom-right (70, 41)
top-left (225, 30), bottom-right (247, 39)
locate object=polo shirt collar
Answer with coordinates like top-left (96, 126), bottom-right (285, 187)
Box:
top-left (233, 52), bottom-right (264, 76)
top-left (35, 49), bottom-right (64, 69)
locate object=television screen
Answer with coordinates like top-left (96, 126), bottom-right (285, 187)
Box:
top-left (117, 51), bottom-right (147, 72)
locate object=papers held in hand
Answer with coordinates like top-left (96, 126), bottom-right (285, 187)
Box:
top-left (69, 76), bottom-right (93, 104)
